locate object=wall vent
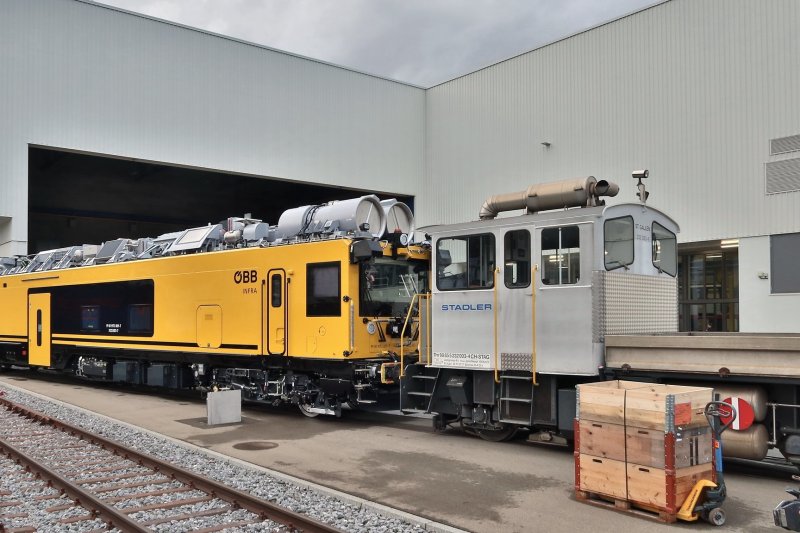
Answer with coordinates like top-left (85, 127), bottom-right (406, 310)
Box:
top-left (771, 134), bottom-right (800, 156)
top-left (766, 158), bottom-right (800, 194)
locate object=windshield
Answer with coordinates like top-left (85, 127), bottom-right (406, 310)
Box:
top-left (359, 258), bottom-right (428, 317)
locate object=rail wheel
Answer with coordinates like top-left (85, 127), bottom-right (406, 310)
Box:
top-left (298, 402), bottom-right (320, 418)
top-left (476, 424), bottom-right (517, 442)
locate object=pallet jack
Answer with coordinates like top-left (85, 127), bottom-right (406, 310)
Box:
top-left (676, 400), bottom-right (736, 526)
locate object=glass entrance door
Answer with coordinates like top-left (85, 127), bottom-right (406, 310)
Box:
top-left (678, 248), bottom-right (738, 331)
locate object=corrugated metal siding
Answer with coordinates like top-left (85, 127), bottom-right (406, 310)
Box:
top-left (0, 0), bottom-right (424, 254)
top-left (423, 0), bottom-right (800, 243)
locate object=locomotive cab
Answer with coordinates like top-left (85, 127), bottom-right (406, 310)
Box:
top-left (402, 177), bottom-right (680, 441)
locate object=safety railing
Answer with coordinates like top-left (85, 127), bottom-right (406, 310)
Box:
top-left (399, 292), bottom-right (432, 378)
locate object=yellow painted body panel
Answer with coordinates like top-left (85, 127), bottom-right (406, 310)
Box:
top-left (0, 239), bottom-right (423, 363)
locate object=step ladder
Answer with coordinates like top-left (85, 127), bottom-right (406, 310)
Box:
top-left (400, 365), bottom-right (442, 414)
top-left (499, 373), bottom-right (534, 425)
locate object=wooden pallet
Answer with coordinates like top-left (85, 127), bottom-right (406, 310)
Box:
top-left (574, 489), bottom-right (678, 524)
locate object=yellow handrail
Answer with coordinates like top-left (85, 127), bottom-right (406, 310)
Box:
top-left (399, 293), bottom-right (430, 378)
top-left (425, 291), bottom-right (431, 365)
top-left (531, 264), bottom-right (538, 386)
top-left (493, 267), bottom-right (500, 384)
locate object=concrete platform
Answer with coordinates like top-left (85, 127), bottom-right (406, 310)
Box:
top-left (0, 372), bottom-right (789, 533)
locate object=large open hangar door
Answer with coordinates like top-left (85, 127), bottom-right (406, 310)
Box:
top-left (28, 147), bottom-right (413, 253)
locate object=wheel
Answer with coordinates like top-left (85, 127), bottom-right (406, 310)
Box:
top-left (705, 507), bottom-right (726, 526)
top-left (476, 424), bottom-right (518, 442)
top-left (298, 402), bottom-right (320, 418)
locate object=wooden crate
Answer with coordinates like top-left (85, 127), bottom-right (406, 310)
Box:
top-left (625, 384), bottom-right (712, 431)
top-left (577, 380), bottom-right (652, 424)
top-left (626, 426), bottom-right (712, 469)
top-left (576, 453), bottom-right (627, 500)
top-left (579, 420), bottom-right (626, 462)
top-left (626, 462), bottom-right (714, 513)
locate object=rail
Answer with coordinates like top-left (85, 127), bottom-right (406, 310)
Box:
top-left (0, 395), bottom-right (342, 533)
top-left (399, 292), bottom-right (431, 378)
top-left (531, 264), bottom-right (538, 386)
top-left (493, 267), bottom-right (500, 384)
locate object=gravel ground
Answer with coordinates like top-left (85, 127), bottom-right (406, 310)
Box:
top-left (0, 384), bottom-right (434, 533)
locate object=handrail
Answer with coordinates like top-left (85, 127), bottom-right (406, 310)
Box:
top-left (493, 267), bottom-right (500, 384)
top-left (399, 293), bottom-right (430, 378)
top-left (531, 264), bottom-right (539, 386)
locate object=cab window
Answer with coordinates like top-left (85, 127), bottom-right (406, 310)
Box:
top-left (541, 226), bottom-right (580, 285)
top-left (437, 234), bottom-right (495, 290)
top-left (307, 262), bottom-right (341, 316)
top-left (504, 229), bottom-right (530, 288)
top-left (604, 216), bottom-right (634, 270)
top-left (652, 222), bottom-right (677, 276)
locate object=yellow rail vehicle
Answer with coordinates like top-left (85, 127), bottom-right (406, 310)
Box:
top-left (0, 196), bottom-right (427, 416)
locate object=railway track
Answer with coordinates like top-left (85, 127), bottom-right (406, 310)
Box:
top-left (0, 394), bottom-right (342, 533)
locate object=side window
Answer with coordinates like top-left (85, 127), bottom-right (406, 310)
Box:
top-left (307, 262), bottom-right (341, 316)
top-left (81, 305), bottom-right (101, 332)
top-left (541, 226), bottom-right (580, 285)
top-left (436, 234), bottom-right (495, 290)
top-left (504, 229), bottom-right (530, 288)
top-left (604, 216), bottom-right (634, 270)
top-left (128, 304), bottom-right (153, 333)
top-left (271, 274), bottom-right (282, 307)
top-left (652, 222), bottom-right (677, 276)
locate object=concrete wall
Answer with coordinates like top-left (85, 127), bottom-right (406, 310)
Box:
top-left (0, 0), bottom-right (425, 255)
top-left (739, 236), bottom-right (800, 332)
top-left (423, 0), bottom-right (800, 243)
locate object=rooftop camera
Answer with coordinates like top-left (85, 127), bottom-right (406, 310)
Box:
top-left (632, 169), bottom-right (650, 204)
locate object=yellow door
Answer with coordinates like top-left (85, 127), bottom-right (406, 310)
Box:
top-left (28, 293), bottom-right (51, 367)
top-left (196, 305), bottom-right (222, 349)
top-left (267, 269), bottom-right (286, 355)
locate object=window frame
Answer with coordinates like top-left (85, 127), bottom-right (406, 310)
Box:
top-left (306, 261), bottom-right (342, 317)
top-left (435, 233), bottom-right (496, 291)
top-left (541, 225), bottom-right (581, 286)
top-left (603, 216), bottom-right (634, 271)
top-left (504, 229), bottom-right (531, 289)
top-left (651, 222), bottom-right (677, 277)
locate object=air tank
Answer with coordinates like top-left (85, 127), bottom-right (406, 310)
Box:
top-left (380, 199), bottom-right (414, 240)
top-left (721, 424), bottom-right (769, 461)
top-left (276, 195), bottom-right (387, 240)
top-left (713, 385), bottom-right (768, 422)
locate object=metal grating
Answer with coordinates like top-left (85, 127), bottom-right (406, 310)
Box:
top-left (766, 158), bottom-right (800, 194)
top-left (592, 271), bottom-right (678, 342)
top-left (771, 134), bottom-right (800, 156)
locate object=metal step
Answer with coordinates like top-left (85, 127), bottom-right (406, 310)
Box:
top-left (412, 374), bottom-right (437, 380)
top-left (500, 375), bottom-right (532, 381)
top-left (499, 418), bottom-right (531, 425)
top-left (500, 397), bottom-right (532, 404)
top-left (407, 391), bottom-right (432, 397)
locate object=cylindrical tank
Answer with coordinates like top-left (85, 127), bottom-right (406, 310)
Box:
top-left (712, 385), bottom-right (768, 422)
top-left (380, 199), bottom-right (415, 240)
top-left (721, 424), bottom-right (769, 461)
top-left (310, 195), bottom-right (386, 238)
top-left (276, 205), bottom-right (315, 240)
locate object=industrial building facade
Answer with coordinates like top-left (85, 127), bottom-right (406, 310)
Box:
top-left (1, 0), bottom-right (799, 332)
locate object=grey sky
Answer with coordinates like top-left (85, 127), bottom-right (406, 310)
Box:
top-left (98, 0), bottom-right (658, 87)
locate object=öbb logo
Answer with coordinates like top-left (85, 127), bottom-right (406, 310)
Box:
top-left (234, 270), bottom-right (258, 284)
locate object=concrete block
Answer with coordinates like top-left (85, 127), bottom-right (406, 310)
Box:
top-left (207, 389), bottom-right (242, 425)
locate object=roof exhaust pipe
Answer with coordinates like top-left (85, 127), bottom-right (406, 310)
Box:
top-left (478, 176), bottom-right (619, 220)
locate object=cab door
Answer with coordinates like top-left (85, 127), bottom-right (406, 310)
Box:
top-left (267, 269), bottom-right (287, 355)
top-left (28, 293), bottom-right (51, 367)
